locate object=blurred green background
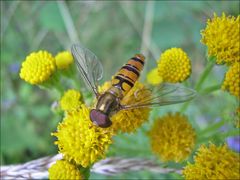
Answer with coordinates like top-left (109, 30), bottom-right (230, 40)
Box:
top-left (1, 1), bottom-right (239, 179)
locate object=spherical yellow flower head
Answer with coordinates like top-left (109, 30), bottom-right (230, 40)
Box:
top-left (60, 89), bottom-right (82, 112)
top-left (55, 51), bottom-right (74, 69)
top-left (222, 62), bottom-right (240, 98)
top-left (183, 144), bottom-right (240, 180)
top-left (19, 51), bottom-right (56, 85)
top-left (201, 13), bottom-right (240, 64)
top-left (52, 104), bottom-right (113, 167)
top-left (99, 81), bottom-right (151, 133)
top-left (149, 113), bottom-right (196, 162)
top-left (147, 68), bottom-right (163, 85)
top-left (158, 48), bottom-right (191, 83)
top-left (48, 160), bottom-right (83, 180)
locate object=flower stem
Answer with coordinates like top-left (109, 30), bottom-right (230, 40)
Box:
top-left (198, 118), bottom-right (226, 136)
top-left (38, 71), bottom-right (64, 97)
top-left (195, 58), bottom-right (215, 92)
top-left (51, 71), bottom-right (65, 95)
top-left (180, 57), bottom-right (215, 112)
top-left (200, 84), bottom-right (221, 94)
top-left (197, 129), bottom-right (239, 145)
top-left (72, 75), bottom-right (82, 91)
top-left (66, 65), bottom-right (82, 91)
top-left (218, 129), bottom-right (240, 139)
top-left (79, 166), bottom-right (90, 179)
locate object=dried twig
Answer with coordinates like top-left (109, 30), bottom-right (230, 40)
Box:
top-left (1, 154), bottom-right (181, 179)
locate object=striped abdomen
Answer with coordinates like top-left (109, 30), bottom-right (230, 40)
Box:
top-left (111, 54), bottom-right (145, 96)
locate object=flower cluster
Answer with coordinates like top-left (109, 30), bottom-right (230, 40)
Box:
top-left (157, 48), bottom-right (191, 83)
top-left (99, 81), bottom-right (151, 133)
top-left (52, 104), bottom-right (113, 167)
top-left (222, 62), bottom-right (240, 98)
top-left (148, 113), bottom-right (196, 162)
top-left (147, 47), bottom-right (192, 85)
top-left (201, 13), bottom-right (240, 99)
top-left (183, 143), bottom-right (240, 180)
top-left (19, 51), bottom-right (56, 85)
top-left (201, 13), bottom-right (240, 65)
top-left (48, 160), bottom-right (83, 180)
top-left (60, 89), bottom-right (82, 112)
top-left (19, 50), bottom-right (74, 86)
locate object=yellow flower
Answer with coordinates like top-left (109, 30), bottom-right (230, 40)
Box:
top-left (201, 13), bottom-right (240, 64)
top-left (148, 113), bottom-right (196, 162)
top-left (183, 143), bottom-right (240, 180)
top-left (19, 51), bottom-right (56, 85)
top-left (48, 159), bottom-right (83, 180)
top-left (52, 104), bottom-right (113, 167)
top-left (55, 51), bottom-right (74, 69)
top-left (147, 68), bottom-right (163, 85)
top-left (99, 81), bottom-right (151, 133)
top-left (60, 89), bottom-right (82, 112)
top-left (222, 62), bottom-right (240, 98)
top-left (158, 48), bottom-right (191, 83)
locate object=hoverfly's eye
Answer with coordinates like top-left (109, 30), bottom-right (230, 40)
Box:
top-left (90, 109), bottom-right (112, 128)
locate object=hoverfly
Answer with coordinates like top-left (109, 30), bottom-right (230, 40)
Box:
top-left (71, 44), bottom-right (196, 128)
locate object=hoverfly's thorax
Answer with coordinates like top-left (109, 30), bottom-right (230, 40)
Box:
top-left (112, 54), bottom-right (145, 96)
top-left (107, 86), bottom-right (124, 99)
top-left (96, 92), bottom-right (119, 115)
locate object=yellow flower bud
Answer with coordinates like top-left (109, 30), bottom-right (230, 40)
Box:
top-left (55, 51), bottom-right (74, 69)
top-left (147, 68), bottom-right (163, 85)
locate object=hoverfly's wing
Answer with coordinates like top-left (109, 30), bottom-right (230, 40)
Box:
top-left (71, 44), bottom-right (103, 97)
top-left (120, 83), bottom-right (196, 110)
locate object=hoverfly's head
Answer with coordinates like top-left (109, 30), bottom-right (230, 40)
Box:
top-left (90, 109), bottom-right (112, 128)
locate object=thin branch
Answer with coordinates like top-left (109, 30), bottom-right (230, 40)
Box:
top-left (200, 84), bottom-right (221, 94)
top-left (0, 155), bottom-right (182, 179)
